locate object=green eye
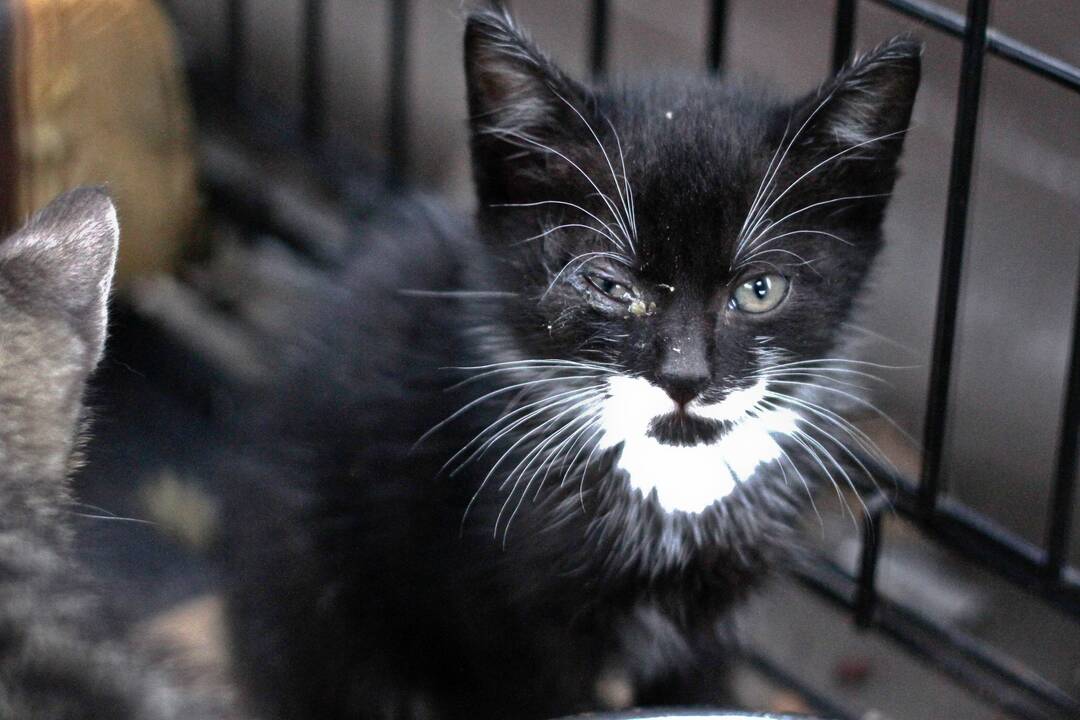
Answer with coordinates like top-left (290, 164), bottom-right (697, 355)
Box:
top-left (731, 273), bottom-right (789, 314)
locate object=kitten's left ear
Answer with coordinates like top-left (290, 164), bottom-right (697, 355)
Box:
top-left (787, 36), bottom-right (922, 184)
top-left (0, 187), bottom-right (119, 363)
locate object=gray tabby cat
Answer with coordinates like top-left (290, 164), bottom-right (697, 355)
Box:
top-left (0, 188), bottom-right (237, 719)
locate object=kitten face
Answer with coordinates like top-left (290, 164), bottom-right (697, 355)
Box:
top-left (0, 188), bottom-right (118, 488)
top-left (465, 11), bottom-right (919, 521)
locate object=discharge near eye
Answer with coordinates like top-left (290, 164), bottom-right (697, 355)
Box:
top-left (731, 273), bottom-right (789, 313)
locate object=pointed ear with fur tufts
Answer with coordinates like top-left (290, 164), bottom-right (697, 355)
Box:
top-left (778, 36), bottom-right (922, 221)
top-left (464, 8), bottom-right (595, 205)
top-left (0, 186), bottom-right (119, 366)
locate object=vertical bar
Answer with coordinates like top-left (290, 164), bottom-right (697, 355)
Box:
top-left (226, 0), bottom-right (246, 102)
top-left (918, 0), bottom-right (991, 515)
top-left (0, 1), bottom-right (16, 233)
top-left (387, 0), bottom-right (410, 185)
top-left (706, 0), bottom-right (727, 74)
top-left (1045, 275), bottom-right (1080, 580)
top-left (589, 0), bottom-right (609, 79)
top-left (855, 508), bottom-right (884, 627)
top-left (832, 0), bottom-right (857, 73)
top-left (301, 0), bottom-right (326, 145)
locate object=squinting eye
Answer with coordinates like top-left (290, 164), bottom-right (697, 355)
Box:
top-left (731, 273), bottom-right (789, 314)
top-left (585, 273), bottom-right (634, 302)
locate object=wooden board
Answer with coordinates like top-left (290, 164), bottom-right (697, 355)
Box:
top-left (0, 3), bottom-right (16, 233)
top-left (5, 0), bottom-right (198, 284)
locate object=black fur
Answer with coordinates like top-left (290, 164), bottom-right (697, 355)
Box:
top-left (225, 10), bottom-right (920, 719)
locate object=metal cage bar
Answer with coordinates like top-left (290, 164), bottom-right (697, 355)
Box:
top-left (831, 0), bottom-right (857, 73)
top-left (706, 0), bottom-right (727, 74)
top-left (917, 0), bottom-right (990, 514)
top-left (870, 0), bottom-right (1080, 92)
top-left (1046, 279), bottom-right (1080, 581)
top-left (386, 0), bottom-right (410, 185)
top-left (590, 0), bottom-right (609, 79)
top-left (225, 0), bottom-right (246, 103)
top-left (853, 499), bottom-right (886, 627)
top-left (796, 558), bottom-right (1080, 719)
top-left (742, 649), bottom-right (862, 720)
top-left (301, 0), bottom-right (326, 144)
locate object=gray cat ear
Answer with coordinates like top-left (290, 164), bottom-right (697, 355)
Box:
top-left (794, 36), bottom-right (921, 159)
top-left (0, 187), bottom-right (119, 363)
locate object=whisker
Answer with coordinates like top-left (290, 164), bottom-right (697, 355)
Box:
top-left (771, 435), bottom-right (824, 530)
top-left (415, 374), bottom-right (607, 448)
top-left (534, 412), bottom-right (600, 500)
top-left (576, 426), bottom-right (610, 513)
top-left (493, 199), bottom-right (624, 249)
top-left (747, 128), bottom-right (908, 246)
top-left (451, 358), bottom-right (620, 371)
top-left (446, 386), bottom-right (608, 475)
top-left (490, 396), bottom-right (604, 539)
top-left (71, 514), bottom-right (157, 525)
top-left (789, 408), bottom-right (895, 510)
top-left (512, 222), bottom-right (623, 249)
top-left (397, 289), bottom-right (519, 299)
top-left (500, 402), bottom-right (602, 544)
top-left (741, 192), bottom-right (892, 259)
top-left (551, 90), bottom-right (636, 254)
top-left (765, 379), bottom-right (918, 446)
top-left (484, 128), bottom-right (632, 252)
top-left (783, 423), bottom-right (857, 526)
top-left (756, 357), bottom-right (916, 372)
top-left (735, 128), bottom-right (908, 267)
top-left (793, 425), bottom-right (868, 521)
top-left (461, 391), bottom-right (602, 534)
top-left (763, 390), bottom-right (901, 481)
top-left (767, 396), bottom-right (883, 507)
top-left (447, 361), bottom-right (616, 389)
top-left (737, 229), bottom-right (852, 268)
top-left (754, 368), bottom-right (884, 390)
top-left (737, 247), bottom-right (821, 274)
top-left (735, 90), bottom-right (839, 259)
top-left (842, 321), bottom-right (919, 356)
top-left (603, 116), bottom-right (637, 240)
top-left (495, 394), bottom-right (607, 492)
top-left (738, 120), bottom-right (790, 244)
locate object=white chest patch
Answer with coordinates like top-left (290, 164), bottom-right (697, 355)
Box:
top-left (597, 376), bottom-right (798, 514)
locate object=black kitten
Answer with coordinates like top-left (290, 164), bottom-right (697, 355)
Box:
top-left (0, 189), bottom-right (240, 719)
top-left (225, 9), bottom-right (920, 719)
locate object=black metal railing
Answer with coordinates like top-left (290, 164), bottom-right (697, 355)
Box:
top-left (166, 1), bottom-right (1080, 718)
top-left (806, 2), bottom-right (1078, 718)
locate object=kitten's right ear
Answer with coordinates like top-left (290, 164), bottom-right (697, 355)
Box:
top-left (465, 8), bottom-right (591, 203)
top-left (786, 37), bottom-right (921, 180)
top-left (773, 37), bottom-right (921, 230)
top-left (0, 187), bottom-right (119, 363)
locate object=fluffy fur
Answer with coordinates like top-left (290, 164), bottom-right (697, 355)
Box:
top-left (225, 9), bottom-right (920, 719)
top-left (0, 188), bottom-right (236, 719)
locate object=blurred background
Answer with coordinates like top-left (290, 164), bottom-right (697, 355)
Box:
top-left (1, 1), bottom-right (1077, 718)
